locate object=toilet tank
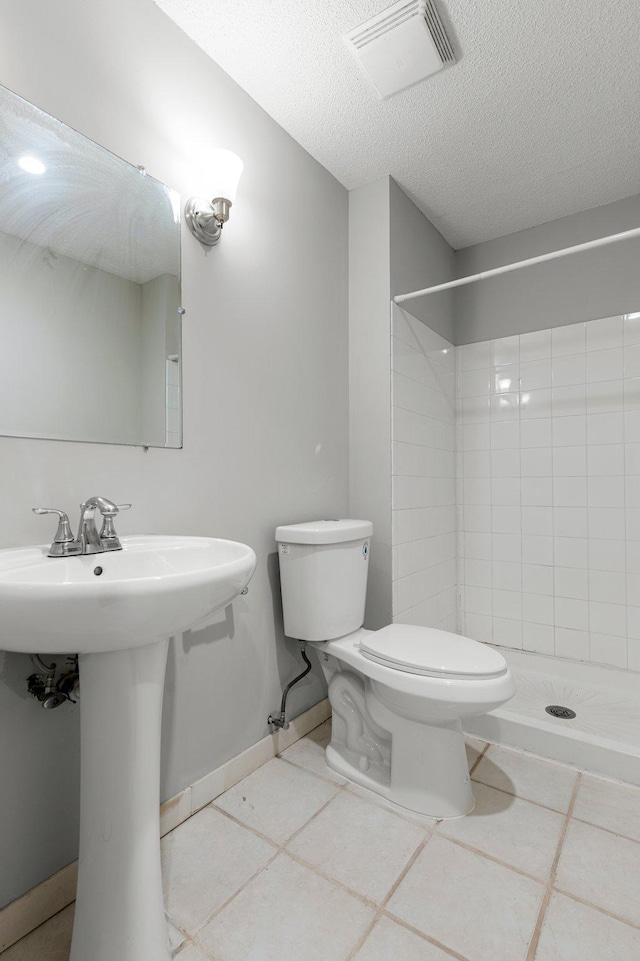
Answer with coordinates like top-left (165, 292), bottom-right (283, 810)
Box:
top-left (275, 520), bottom-right (373, 641)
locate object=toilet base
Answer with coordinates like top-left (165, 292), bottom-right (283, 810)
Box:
top-left (325, 718), bottom-right (474, 819)
top-left (324, 666), bottom-right (475, 819)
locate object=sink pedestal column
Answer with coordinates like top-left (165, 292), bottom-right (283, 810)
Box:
top-left (69, 639), bottom-right (171, 961)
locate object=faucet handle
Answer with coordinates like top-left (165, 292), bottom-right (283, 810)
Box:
top-left (99, 503), bottom-right (132, 550)
top-left (32, 508), bottom-right (74, 544)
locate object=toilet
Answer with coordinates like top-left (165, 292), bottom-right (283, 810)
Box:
top-left (276, 519), bottom-right (516, 818)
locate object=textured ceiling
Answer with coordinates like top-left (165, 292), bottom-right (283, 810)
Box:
top-left (154, 0), bottom-right (640, 249)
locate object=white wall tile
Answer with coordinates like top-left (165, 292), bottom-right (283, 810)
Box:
top-left (522, 592), bottom-right (554, 625)
top-left (493, 616), bottom-right (523, 648)
top-left (624, 345), bottom-right (640, 378)
top-left (586, 412), bottom-right (624, 445)
top-left (523, 621), bottom-right (554, 654)
top-left (555, 627), bottom-right (589, 660)
top-left (458, 317), bottom-right (639, 671)
top-left (491, 335), bottom-right (519, 367)
top-left (552, 354), bottom-right (586, 387)
top-left (552, 384), bottom-right (586, 417)
top-left (554, 567), bottom-right (588, 601)
top-left (552, 446), bottom-right (586, 476)
top-left (589, 601), bottom-right (627, 637)
top-left (552, 323), bottom-right (586, 357)
top-left (462, 342), bottom-right (491, 370)
top-left (522, 564), bottom-right (554, 595)
top-left (587, 444), bottom-right (624, 475)
top-left (589, 570), bottom-right (626, 605)
top-left (522, 534), bottom-right (553, 565)
top-left (586, 315), bottom-right (623, 351)
top-left (554, 537), bottom-right (589, 569)
top-left (520, 360), bottom-right (552, 391)
top-left (521, 418), bottom-right (552, 448)
top-left (589, 632), bottom-right (627, 668)
top-left (624, 313), bottom-right (640, 346)
top-left (520, 329), bottom-right (551, 362)
top-left (553, 476), bottom-right (587, 507)
top-left (553, 415), bottom-right (586, 447)
top-left (586, 348), bottom-right (623, 383)
top-left (521, 447), bottom-right (552, 476)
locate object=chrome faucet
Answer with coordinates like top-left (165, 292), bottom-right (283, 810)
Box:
top-left (33, 497), bottom-right (131, 557)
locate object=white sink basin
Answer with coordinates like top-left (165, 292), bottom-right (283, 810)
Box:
top-left (0, 535), bottom-right (256, 653)
top-left (0, 532), bottom-right (256, 961)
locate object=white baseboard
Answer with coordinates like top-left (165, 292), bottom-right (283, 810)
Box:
top-left (0, 698), bottom-right (330, 953)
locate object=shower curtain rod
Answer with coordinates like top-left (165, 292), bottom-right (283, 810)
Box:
top-left (394, 225), bottom-right (640, 304)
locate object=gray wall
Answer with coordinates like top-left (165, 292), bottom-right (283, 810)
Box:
top-left (0, 0), bottom-right (348, 907)
top-left (349, 178), bottom-right (392, 630)
top-left (455, 194), bottom-right (640, 344)
top-left (389, 179), bottom-right (455, 344)
top-left (349, 177), bottom-right (455, 630)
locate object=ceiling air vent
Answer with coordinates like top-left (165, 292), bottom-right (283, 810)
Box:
top-left (344, 0), bottom-right (455, 100)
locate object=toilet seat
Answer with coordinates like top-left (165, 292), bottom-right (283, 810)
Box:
top-left (359, 624), bottom-right (507, 680)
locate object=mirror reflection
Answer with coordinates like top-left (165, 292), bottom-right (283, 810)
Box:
top-left (0, 84), bottom-right (182, 448)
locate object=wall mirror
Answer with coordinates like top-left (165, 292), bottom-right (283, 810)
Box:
top-left (0, 84), bottom-right (182, 448)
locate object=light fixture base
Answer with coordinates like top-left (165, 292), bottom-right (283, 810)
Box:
top-left (185, 196), bottom-right (224, 247)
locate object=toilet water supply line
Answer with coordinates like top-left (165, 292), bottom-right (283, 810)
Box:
top-left (268, 641), bottom-right (312, 730)
top-left (393, 225), bottom-right (640, 304)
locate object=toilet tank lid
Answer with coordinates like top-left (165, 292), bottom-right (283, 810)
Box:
top-left (275, 519), bottom-right (373, 545)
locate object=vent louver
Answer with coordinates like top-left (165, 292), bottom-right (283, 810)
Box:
top-left (344, 0), bottom-right (455, 100)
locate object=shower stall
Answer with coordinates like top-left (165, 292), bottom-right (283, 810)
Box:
top-left (388, 227), bottom-right (640, 786)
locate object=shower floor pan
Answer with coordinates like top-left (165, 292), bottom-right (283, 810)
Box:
top-left (465, 648), bottom-right (640, 786)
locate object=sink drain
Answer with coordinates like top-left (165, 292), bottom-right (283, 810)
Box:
top-left (545, 705), bottom-right (576, 719)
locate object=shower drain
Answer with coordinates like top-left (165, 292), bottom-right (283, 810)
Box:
top-left (545, 705), bottom-right (577, 719)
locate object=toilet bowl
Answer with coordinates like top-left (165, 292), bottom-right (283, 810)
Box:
top-left (276, 520), bottom-right (515, 818)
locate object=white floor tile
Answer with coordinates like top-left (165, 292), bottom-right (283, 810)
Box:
top-left (287, 791), bottom-right (426, 903)
top-left (214, 757), bottom-right (339, 843)
top-left (555, 820), bottom-right (640, 925)
top-left (197, 853), bottom-right (376, 961)
top-left (280, 721), bottom-right (346, 784)
top-left (573, 774), bottom-right (640, 841)
top-left (161, 805), bottom-right (276, 933)
top-left (0, 905), bottom-right (74, 961)
top-left (535, 892), bottom-right (640, 961)
top-left (438, 781), bottom-right (565, 879)
top-left (174, 943), bottom-right (209, 961)
top-left (387, 836), bottom-right (544, 961)
top-left (473, 744), bottom-right (578, 812)
top-left (353, 916), bottom-right (454, 961)
top-left (344, 781), bottom-right (439, 829)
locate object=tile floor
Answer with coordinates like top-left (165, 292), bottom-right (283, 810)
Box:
top-left (4, 720), bottom-right (640, 961)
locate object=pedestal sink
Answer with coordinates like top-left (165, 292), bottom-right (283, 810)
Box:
top-left (0, 535), bottom-right (257, 961)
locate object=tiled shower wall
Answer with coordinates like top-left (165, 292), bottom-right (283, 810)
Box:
top-left (391, 305), bottom-right (457, 631)
top-left (458, 312), bottom-right (640, 671)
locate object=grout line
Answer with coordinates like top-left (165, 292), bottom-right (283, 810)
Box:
top-left (524, 770), bottom-right (582, 960)
top-left (379, 833), bottom-right (433, 909)
top-left (343, 911), bottom-right (383, 961)
top-left (276, 752), bottom-right (348, 788)
top-left (280, 848), bottom-right (380, 912)
top-left (430, 834), bottom-right (547, 886)
top-left (190, 847), bottom-right (281, 936)
top-left (470, 769), bottom-right (579, 815)
top-left (382, 909), bottom-right (473, 961)
top-left (570, 814), bottom-right (640, 847)
top-left (207, 803), bottom-right (284, 849)
top-left (552, 886), bottom-right (640, 933)
top-left (468, 740), bottom-right (491, 775)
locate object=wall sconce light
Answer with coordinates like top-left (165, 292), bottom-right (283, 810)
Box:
top-left (185, 149), bottom-right (244, 247)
